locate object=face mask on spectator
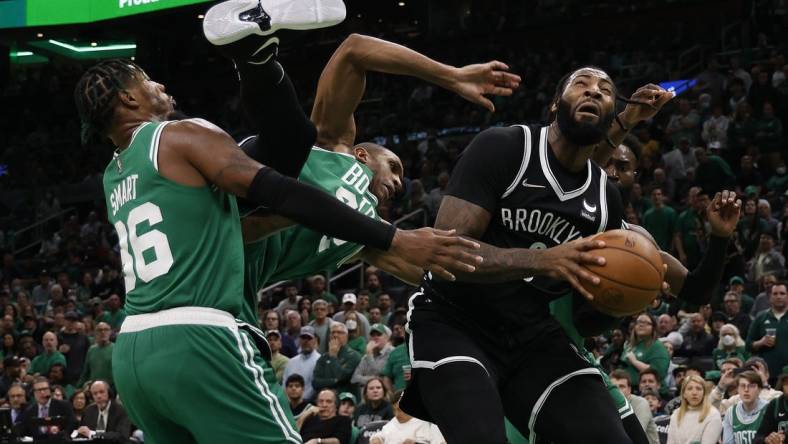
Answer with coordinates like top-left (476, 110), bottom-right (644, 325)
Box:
top-left (722, 334), bottom-right (735, 346)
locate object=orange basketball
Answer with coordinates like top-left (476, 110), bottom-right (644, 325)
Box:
top-left (581, 229), bottom-right (664, 317)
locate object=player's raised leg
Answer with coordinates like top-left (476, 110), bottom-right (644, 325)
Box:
top-left (203, 0), bottom-right (346, 177)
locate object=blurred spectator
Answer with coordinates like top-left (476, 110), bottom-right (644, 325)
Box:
top-left (755, 103), bottom-right (783, 159)
top-left (378, 294), bottom-right (393, 326)
top-left (677, 313), bottom-right (717, 362)
top-left (723, 292), bottom-right (753, 335)
top-left (298, 389), bottom-right (352, 444)
top-left (337, 392), bottom-right (359, 444)
top-left (264, 310), bottom-right (297, 358)
top-left (643, 188), bottom-right (677, 251)
top-left (276, 283), bottom-right (303, 318)
top-left (0, 356), bottom-right (23, 398)
top-left (602, 329), bottom-right (626, 372)
top-left (58, 311), bottom-right (89, 384)
top-left (714, 324), bottom-right (751, 369)
top-left (70, 390), bottom-right (87, 423)
top-left (48, 364), bottom-right (74, 399)
top-left (19, 376), bottom-right (77, 439)
top-left (345, 319), bottom-right (366, 357)
top-left (694, 148), bottom-right (735, 195)
top-left (702, 104), bottom-right (730, 150)
top-left (266, 330), bottom-right (289, 384)
top-left (310, 300), bottom-right (335, 354)
top-left (354, 377), bottom-right (393, 428)
top-left (283, 326), bottom-right (321, 402)
top-left (382, 334), bottom-right (410, 393)
top-left (32, 270), bottom-right (52, 314)
top-left (758, 200), bottom-right (780, 237)
top-left (286, 374), bottom-right (312, 420)
top-left (749, 71), bottom-right (779, 118)
top-left (97, 294), bottom-right (126, 333)
top-left (673, 187), bottom-right (708, 267)
top-left (78, 322), bottom-right (113, 386)
top-left (313, 323), bottom-right (361, 397)
top-left (746, 233), bottom-right (785, 282)
top-left (30, 332), bottom-right (66, 377)
top-left (710, 359), bottom-right (744, 411)
top-left (622, 313), bottom-right (670, 386)
top-left (424, 172), bottom-right (450, 223)
top-left (663, 139), bottom-right (696, 185)
top-left (750, 274), bottom-right (778, 318)
top-left (307, 275), bottom-right (338, 307)
top-left (738, 199), bottom-right (769, 261)
top-left (77, 380), bottom-right (131, 442)
top-left (666, 375), bottom-right (722, 444)
top-left (747, 283), bottom-right (788, 385)
top-left (666, 98), bottom-right (701, 145)
top-left (370, 390), bottom-right (446, 444)
top-left (368, 307), bottom-right (383, 326)
top-left (298, 298), bottom-right (313, 327)
top-left (766, 162), bottom-right (788, 195)
top-left (282, 310), bottom-right (302, 358)
top-left (356, 293), bottom-right (371, 317)
top-left (727, 101), bottom-right (756, 155)
top-left (364, 271), bottom-right (383, 304)
top-left (638, 369), bottom-right (664, 399)
top-left (332, 294), bottom-right (370, 341)
top-left (657, 315), bottom-right (678, 338)
top-left (5, 383), bottom-right (26, 426)
top-left (610, 370), bottom-right (659, 444)
top-left (352, 324), bottom-right (393, 388)
top-left (643, 390), bottom-right (664, 417)
top-left (736, 156), bottom-right (763, 193)
top-left (652, 168), bottom-right (676, 204)
top-left (721, 370), bottom-right (768, 444)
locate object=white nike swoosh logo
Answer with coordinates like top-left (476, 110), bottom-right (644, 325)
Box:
top-left (522, 179), bottom-right (545, 189)
top-left (583, 199), bottom-right (597, 213)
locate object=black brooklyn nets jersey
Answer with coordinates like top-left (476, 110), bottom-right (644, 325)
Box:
top-left (426, 124), bottom-right (626, 338)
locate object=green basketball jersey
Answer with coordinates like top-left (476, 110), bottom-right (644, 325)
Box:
top-left (103, 121), bottom-right (244, 316)
top-left (731, 402), bottom-right (765, 444)
top-left (241, 147), bottom-right (379, 324)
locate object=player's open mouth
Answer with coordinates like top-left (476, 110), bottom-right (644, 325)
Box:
top-left (576, 101), bottom-right (600, 118)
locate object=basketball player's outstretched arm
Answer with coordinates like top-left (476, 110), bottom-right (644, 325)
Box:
top-left (591, 83), bottom-right (673, 166)
top-left (160, 119), bottom-right (482, 280)
top-left (311, 33), bottom-right (521, 152)
top-left (628, 190), bottom-right (740, 302)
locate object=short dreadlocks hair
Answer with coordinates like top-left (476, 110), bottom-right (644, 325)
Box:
top-left (548, 66), bottom-right (655, 121)
top-left (74, 59), bottom-right (146, 145)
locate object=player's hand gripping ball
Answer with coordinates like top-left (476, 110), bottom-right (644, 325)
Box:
top-left (582, 229), bottom-right (664, 317)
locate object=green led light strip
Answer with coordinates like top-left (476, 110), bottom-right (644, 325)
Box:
top-left (11, 51), bottom-right (34, 57)
top-left (48, 40), bottom-right (137, 53)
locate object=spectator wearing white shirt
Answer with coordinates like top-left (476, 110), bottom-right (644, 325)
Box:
top-left (283, 327), bottom-right (322, 401)
top-left (667, 375), bottom-right (723, 444)
top-left (370, 391), bottom-right (445, 444)
top-left (701, 104), bottom-right (730, 150)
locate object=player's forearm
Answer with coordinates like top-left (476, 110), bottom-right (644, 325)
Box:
top-left (591, 112), bottom-right (637, 165)
top-left (342, 34), bottom-right (455, 91)
top-left (676, 235), bottom-right (729, 305)
top-left (450, 239), bottom-right (546, 283)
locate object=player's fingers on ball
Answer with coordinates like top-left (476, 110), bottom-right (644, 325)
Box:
top-left (570, 263), bottom-right (600, 286)
top-left (577, 239), bottom-right (605, 251)
top-left (566, 274), bottom-right (594, 300)
top-left (578, 252), bottom-right (605, 266)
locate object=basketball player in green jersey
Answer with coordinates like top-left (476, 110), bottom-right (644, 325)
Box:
top-left (74, 6), bottom-right (485, 444)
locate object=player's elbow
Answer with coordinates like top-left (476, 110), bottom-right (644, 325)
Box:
top-left (337, 33), bottom-right (373, 64)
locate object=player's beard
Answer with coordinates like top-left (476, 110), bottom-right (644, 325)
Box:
top-left (556, 98), bottom-right (614, 146)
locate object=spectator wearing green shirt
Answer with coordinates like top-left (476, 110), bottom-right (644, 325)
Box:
top-left (97, 294), bottom-right (126, 333)
top-left (307, 275), bottom-right (338, 307)
top-left (382, 342), bottom-right (410, 393)
top-left (265, 330), bottom-right (289, 384)
top-left (345, 319), bottom-right (367, 357)
top-left (673, 187), bottom-right (709, 267)
top-left (747, 282), bottom-right (788, 386)
top-left (30, 331), bottom-right (66, 376)
top-left (694, 148), bottom-right (735, 195)
top-left (766, 164), bottom-right (788, 196)
top-left (313, 322), bottom-right (362, 398)
top-left (755, 102), bottom-right (783, 157)
top-left (621, 313), bottom-right (671, 385)
top-left (78, 322), bottom-right (114, 386)
top-left (643, 187), bottom-right (678, 251)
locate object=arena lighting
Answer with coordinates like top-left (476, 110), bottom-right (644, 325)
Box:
top-left (36, 33), bottom-right (44, 38)
top-left (398, 1), bottom-right (405, 5)
top-left (198, 14), bottom-right (205, 19)
top-left (48, 39), bottom-right (137, 53)
top-left (11, 51), bottom-right (33, 57)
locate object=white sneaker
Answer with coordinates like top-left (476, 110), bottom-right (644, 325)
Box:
top-left (203, 0), bottom-right (346, 47)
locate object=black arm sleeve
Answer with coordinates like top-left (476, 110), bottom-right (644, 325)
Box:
top-left (621, 413), bottom-right (650, 444)
top-left (237, 61), bottom-right (316, 179)
top-left (247, 166), bottom-right (395, 250)
top-left (446, 126), bottom-right (526, 213)
top-left (676, 235), bottom-right (730, 306)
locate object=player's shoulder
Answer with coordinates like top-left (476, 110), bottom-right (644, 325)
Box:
top-left (471, 125), bottom-right (528, 147)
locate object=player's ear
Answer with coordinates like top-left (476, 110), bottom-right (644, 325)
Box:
top-left (117, 89), bottom-right (140, 109)
top-left (549, 100), bottom-right (558, 115)
top-left (354, 146), bottom-right (370, 165)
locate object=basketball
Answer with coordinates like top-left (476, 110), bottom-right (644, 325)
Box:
top-left (581, 229), bottom-right (664, 317)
